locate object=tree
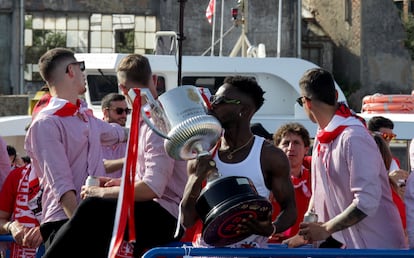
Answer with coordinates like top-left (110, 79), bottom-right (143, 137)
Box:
top-left (403, 13), bottom-right (414, 59)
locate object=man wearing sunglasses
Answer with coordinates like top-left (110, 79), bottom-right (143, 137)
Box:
top-left (24, 48), bottom-right (128, 251)
top-left (285, 68), bottom-right (405, 249)
top-left (181, 76), bottom-right (297, 249)
top-left (367, 116), bottom-right (400, 172)
top-left (43, 54), bottom-right (187, 258)
top-left (100, 93), bottom-right (131, 178)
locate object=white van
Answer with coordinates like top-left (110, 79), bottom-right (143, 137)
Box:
top-left (1, 53), bottom-right (412, 170)
top-left (74, 53), bottom-right (347, 136)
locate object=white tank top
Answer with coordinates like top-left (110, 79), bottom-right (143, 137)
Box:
top-left (214, 136), bottom-right (270, 198)
top-left (196, 136), bottom-right (270, 248)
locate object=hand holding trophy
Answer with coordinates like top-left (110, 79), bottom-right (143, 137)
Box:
top-left (134, 85), bottom-right (271, 247)
top-left (132, 85), bottom-right (222, 161)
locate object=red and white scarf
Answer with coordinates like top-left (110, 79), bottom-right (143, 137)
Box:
top-left (316, 103), bottom-right (365, 153)
top-left (291, 167), bottom-right (311, 198)
top-left (35, 97), bottom-right (93, 120)
top-left (10, 164), bottom-right (42, 258)
top-left (314, 103), bottom-right (365, 179)
top-left (313, 103), bottom-right (364, 247)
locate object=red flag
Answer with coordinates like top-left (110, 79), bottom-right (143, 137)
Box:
top-left (206, 0), bottom-right (215, 24)
top-left (108, 88), bottom-right (140, 258)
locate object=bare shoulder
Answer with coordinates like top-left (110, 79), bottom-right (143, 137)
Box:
top-left (261, 140), bottom-right (288, 159)
top-left (260, 140), bottom-right (290, 173)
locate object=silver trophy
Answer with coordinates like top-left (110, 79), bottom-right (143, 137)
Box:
top-left (129, 85), bottom-right (222, 160)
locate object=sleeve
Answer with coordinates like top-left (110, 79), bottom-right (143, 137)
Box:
top-left (0, 137), bottom-right (11, 188)
top-left (345, 131), bottom-right (383, 216)
top-left (0, 168), bottom-right (22, 213)
top-left (140, 125), bottom-right (175, 198)
top-left (27, 118), bottom-right (76, 202)
top-left (405, 172), bottom-right (414, 248)
top-left (98, 120), bottom-right (127, 146)
top-left (410, 139), bottom-right (414, 174)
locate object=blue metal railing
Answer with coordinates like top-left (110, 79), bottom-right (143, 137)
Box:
top-left (142, 244), bottom-right (414, 258)
top-left (0, 235), bottom-right (44, 258)
top-left (3, 234), bottom-right (414, 258)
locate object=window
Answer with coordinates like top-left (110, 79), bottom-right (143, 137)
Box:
top-left (115, 30), bottom-right (134, 53)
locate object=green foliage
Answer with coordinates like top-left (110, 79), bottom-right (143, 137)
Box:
top-left (115, 30), bottom-right (135, 53)
top-left (44, 32), bottom-right (67, 49)
top-left (333, 75), bottom-right (361, 99)
top-left (25, 15), bottom-right (32, 29)
top-left (25, 30), bottom-right (67, 80)
top-left (403, 13), bottom-right (414, 59)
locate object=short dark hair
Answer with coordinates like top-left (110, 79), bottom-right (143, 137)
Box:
top-left (7, 145), bottom-right (16, 157)
top-left (224, 76), bottom-right (265, 111)
top-left (367, 116), bottom-right (394, 131)
top-left (299, 68), bottom-right (336, 106)
top-left (101, 93), bottom-right (126, 109)
top-left (22, 156), bottom-right (31, 164)
top-left (117, 54), bottom-right (152, 85)
top-left (251, 123), bottom-right (272, 140)
top-left (372, 133), bottom-right (392, 170)
top-left (38, 48), bottom-right (76, 83)
top-left (273, 122), bottom-right (311, 147)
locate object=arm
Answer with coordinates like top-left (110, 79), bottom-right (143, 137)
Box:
top-left (265, 144), bottom-right (297, 233)
top-left (181, 156), bottom-right (217, 228)
top-left (83, 125), bottom-right (174, 201)
top-left (299, 203), bottom-right (366, 242)
top-left (242, 144), bottom-right (297, 237)
top-left (81, 179), bottom-right (158, 201)
top-left (103, 158), bottom-right (125, 173)
top-left (405, 172), bottom-right (414, 248)
top-left (60, 190), bottom-right (78, 218)
top-left (0, 210), bottom-right (12, 234)
top-left (323, 203), bottom-right (367, 234)
top-left (410, 139), bottom-right (414, 174)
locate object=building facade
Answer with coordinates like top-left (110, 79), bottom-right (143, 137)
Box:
top-left (0, 0), bottom-right (412, 112)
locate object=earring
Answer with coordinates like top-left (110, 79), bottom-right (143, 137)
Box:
top-left (239, 112), bottom-right (242, 117)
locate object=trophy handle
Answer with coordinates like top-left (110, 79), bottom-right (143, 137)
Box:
top-left (128, 88), bottom-right (171, 140)
top-left (140, 108), bottom-right (171, 140)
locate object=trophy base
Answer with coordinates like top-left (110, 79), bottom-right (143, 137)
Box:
top-left (196, 176), bottom-right (272, 247)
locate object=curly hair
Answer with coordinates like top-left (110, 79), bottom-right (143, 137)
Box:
top-left (273, 122), bottom-right (311, 148)
top-left (223, 76), bottom-right (265, 111)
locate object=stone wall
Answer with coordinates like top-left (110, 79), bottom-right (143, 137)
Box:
top-left (0, 0), bottom-right (412, 112)
top-left (303, 0), bottom-right (413, 109)
top-left (0, 0), bottom-right (300, 99)
top-left (0, 95), bottom-right (29, 116)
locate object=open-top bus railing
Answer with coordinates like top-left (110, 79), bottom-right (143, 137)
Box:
top-left (3, 234), bottom-right (414, 258)
top-left (142, 243), bottom-right (414, 258)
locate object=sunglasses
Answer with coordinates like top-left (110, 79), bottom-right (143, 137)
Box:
top-left (210, 95), bottom-right (241, 105)
top-left (107, 107), bottom-right (131, 115)
top-left (375, 131), bottom-right (397, 141)
top-left (397, 179), bottom-right (406, 188)
top-left (65, 61), bottom-right (85, 73)
top-left (296, 96), bottom-right (311, 107)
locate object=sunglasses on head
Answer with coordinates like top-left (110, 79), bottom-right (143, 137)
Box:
top-left (107, 107), bottom-right (131, 115)
top-left (375, 131), bottom-right (396, 141)
top-left (210, 95), bottom-right (241, 105)
top-left (65, 61), bottom-right (85, 73)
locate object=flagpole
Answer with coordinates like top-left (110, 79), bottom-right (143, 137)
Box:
top-left (178, 0), bottom-right (186, 85)
top-left (277, 0), bottom-right (282, 58)
top-left (210, 0), bottom-right (216, 56)
top-left (219, 0), bottom-right (224, 56)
